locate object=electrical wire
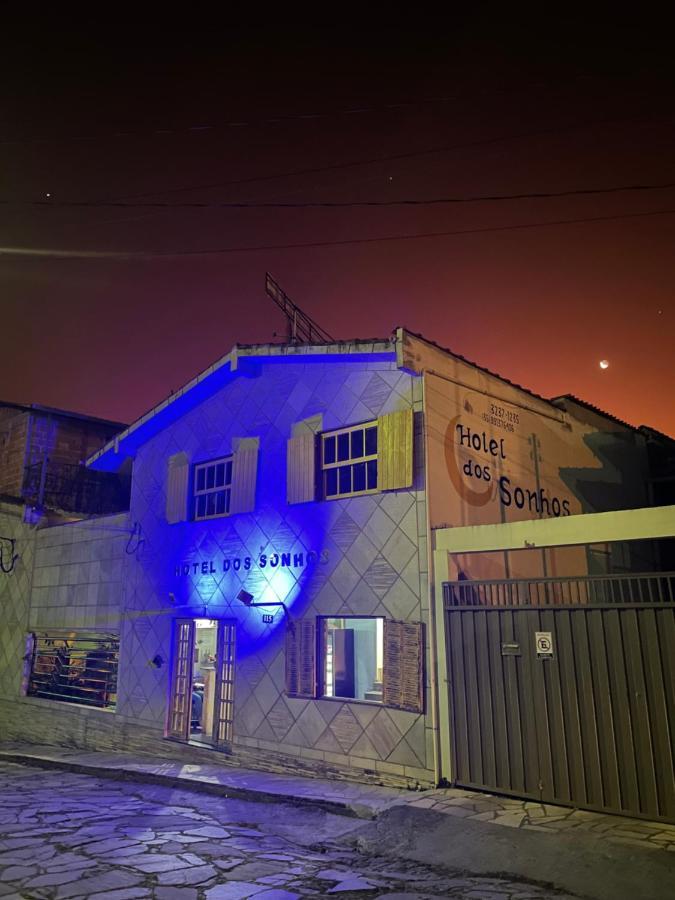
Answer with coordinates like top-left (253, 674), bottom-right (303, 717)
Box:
top-left (8, 180), bottom-right (675, 210)
top-left (2, 207), bottom-right (674, 259)
top-left (0, 74), bottom-right (616, 149)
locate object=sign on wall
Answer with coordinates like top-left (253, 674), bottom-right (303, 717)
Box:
top-left (425, 372), bottom-right (602, 531)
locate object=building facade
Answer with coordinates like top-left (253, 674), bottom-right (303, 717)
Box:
top-left (0, 330), bottom-right (670, 789)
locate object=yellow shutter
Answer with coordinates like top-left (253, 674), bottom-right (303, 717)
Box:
top-left (377, 407), bottom-right (413, 491)
top-left (230, 437), bottom-right (259, 515)
top-left (166, 453), bottom-right (189, 524)
top-left (383, 619), bottom-right (424, 713)
top-left (285, 619), bottom-right (316, 698)
top-left (287, 432), bottom-right (316, 504)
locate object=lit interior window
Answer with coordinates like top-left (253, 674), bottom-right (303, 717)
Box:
top-left (323, 617), bottom-right (383, 702)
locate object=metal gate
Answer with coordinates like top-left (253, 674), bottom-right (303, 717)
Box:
top-left (444, 573), bottom-right (675, 822)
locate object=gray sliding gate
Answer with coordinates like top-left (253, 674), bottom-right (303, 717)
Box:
top-left (444, 573), bottom-right (675, 823)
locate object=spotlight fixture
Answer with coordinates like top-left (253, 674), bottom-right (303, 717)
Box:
top-left (235, 589), bottom-right (292, 628)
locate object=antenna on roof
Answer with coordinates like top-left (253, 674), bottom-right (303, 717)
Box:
top-left (265, 273), bottom-right (334, 344)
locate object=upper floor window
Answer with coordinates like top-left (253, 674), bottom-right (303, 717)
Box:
top-left (194, 456), bottom-right (233, 520)
top-left (321, 421), bottom-right (378, 500)
top-left (165, 438), bottom-right (259, 525)
top-left (286, 408), bottom-right (414, 506)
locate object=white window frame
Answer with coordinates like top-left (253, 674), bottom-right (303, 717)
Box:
top-left (320, 615), bottom-right (384, 704)
top-left (193, 456), bottom-right (233, 521)
top-left (321, 420), bottom-right (378, 500)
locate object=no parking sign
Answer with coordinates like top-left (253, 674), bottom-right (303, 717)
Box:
top-left (535, 631), bottom-right (554, 659)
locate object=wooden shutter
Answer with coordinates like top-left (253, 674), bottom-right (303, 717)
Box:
top-left (287, 432), bottom-right (316, 504)
top-left (230, 437), bottom-right (259, 514)
top-left (286, 618), bottom-right (316, 698)
top-left (383, 619), bottom-right (424, 713)
top-left (377, 408), bottom-right (413, 491)
top-left (166, 453), bottom-right (189, 523)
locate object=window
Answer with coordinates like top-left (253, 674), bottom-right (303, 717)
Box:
top-left (287, 409), bottom-right (413, 506)
top-left (285, 614), bottom-right (424, 712)
top-left (194, 457), bottom-right (233, 520)
top-left (323, 617), bottom-right (384, 702)
top-left (321, 422), bottom-right (378, 500)
top-left (26, 631), bottom-right (119, 710)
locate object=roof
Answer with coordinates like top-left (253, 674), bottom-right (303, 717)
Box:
top-left (551, 394), bottom-right (639, 432)
top-left (86, 325), bottom-right (674, 473)
top-left (0, 399), bottom-right (126, 430)
top-left (402, 329), bottom-right (560, 412)
top-left (87, 338), bottom-right (397, 471)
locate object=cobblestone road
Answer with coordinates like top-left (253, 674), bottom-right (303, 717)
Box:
top-left (0, 762), bottom-right (577, 900)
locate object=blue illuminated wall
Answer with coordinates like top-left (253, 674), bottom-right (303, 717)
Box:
top-left (117, 352), bottom-right (434, 784)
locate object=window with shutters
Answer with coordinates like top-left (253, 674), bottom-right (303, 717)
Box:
top-left (191, 438), bottom-right (259, 520)
top-left (321, 421), bottom-right (378, 500)
top-left (308, 616), bottom-right (424, 712)
top-left (193, 456), bottom-right (233, 520)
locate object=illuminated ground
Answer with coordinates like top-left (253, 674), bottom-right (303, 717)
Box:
top-left (0, 761), bottom-right (573, 899)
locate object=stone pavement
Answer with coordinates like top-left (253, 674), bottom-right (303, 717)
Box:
top-left (0, 760), bottom-right (576, 899)
top-left (1, 743), bottom-right (674, 855)
top-left (405, 788), bottom-right (675, 853)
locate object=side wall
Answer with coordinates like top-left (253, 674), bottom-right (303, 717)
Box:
top-left (0, 514), bottom-right (132, 749)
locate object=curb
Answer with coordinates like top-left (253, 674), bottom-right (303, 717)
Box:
top-left (0, 751), bottom-right (377, 820)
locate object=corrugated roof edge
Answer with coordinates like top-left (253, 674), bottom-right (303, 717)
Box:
top-left (0, 399), bottom-right (126, 430)
top-left (551, 394), bottom-right (675, 443)
top-left (86, 338), bottom-right (396, 469)
top-left (399, 329), bottom-right (559, 410)
top-left (550, 393), bottom-right (639, 432)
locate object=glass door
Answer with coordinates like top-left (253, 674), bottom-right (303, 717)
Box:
top-left (167, 619), bottom-right (195, 740)
top-left (214, 622), bottom-right (236, 744)
top-left (168, 618), bottom-right (236, 747)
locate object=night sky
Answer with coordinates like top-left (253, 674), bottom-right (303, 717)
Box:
top-left (2, 16), bottom-right (674, 436)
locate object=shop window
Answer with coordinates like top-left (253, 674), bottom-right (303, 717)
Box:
top-left (194, 457), bottom-right (233, 520)
top-left (286, 408), bottom-right (413, 505)
top-left (286, 615), bottom-right (424, 713)
top-left (25, 631), bottom-right (119, 710)
top-left (322, 422), bottom-right (379, 500)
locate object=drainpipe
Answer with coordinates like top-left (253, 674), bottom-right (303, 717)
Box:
top-left (422, 373), bottom-right (443, 786)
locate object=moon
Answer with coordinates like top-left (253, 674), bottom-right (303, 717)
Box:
top-left (599, 359), bottom-right (609, 370)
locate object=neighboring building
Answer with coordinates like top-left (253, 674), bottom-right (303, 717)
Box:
top-left (0, 329), bottom-right (673, 796)
top-left (0, 401), bottom-right (130, 517)
top-left (0, 402), bottom-right (127, 711)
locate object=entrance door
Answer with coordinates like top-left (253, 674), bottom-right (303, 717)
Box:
top-left (167, 619), bottom-right (195, 741)
top-left (167, 618), bottom-right (236, 747)
top-left (214, 622), bottom-right (236, 744)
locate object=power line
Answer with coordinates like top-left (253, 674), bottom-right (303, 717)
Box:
top-left (2, 207), bottom-right (674, 260)
top-left (6, 180), bottom-right (675, 211)
top-left (102, 112), bottom-right (672, 202)
top-left (0, 74), bottom-right (609, 150)
top-left (0, 93), bottom-right (472, 147)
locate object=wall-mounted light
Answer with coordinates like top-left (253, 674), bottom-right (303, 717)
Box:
top-left (150, 654), bottom-right (164, 669)
top-left (236, 589), bottom-right (293, 630)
